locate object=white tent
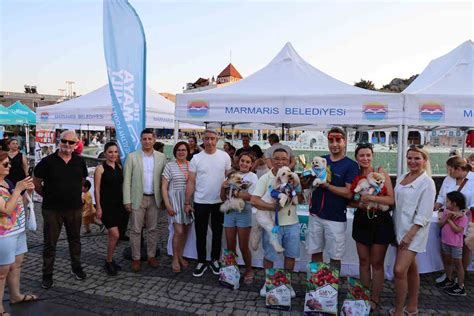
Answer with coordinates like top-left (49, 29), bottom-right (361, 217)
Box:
top-left (176, 43), bottom-right (403, 127)
top-left (36, 85), bottom-right (201, 129)
top-left (403, 40), bottom-right (474, 128)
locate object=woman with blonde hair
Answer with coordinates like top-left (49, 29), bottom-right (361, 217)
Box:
top-left (391, 145), bottom-right (436, 316)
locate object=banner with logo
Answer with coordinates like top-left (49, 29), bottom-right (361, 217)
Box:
top-left (103, 0), bottom-right (146, 162)
top-left (35, 124), bottom-right (56, 162)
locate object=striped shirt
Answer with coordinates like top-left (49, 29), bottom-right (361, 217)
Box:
top-left (0, 186), bottom-right (26, 237)
top-left (162, 161), bottom-right (188, 191)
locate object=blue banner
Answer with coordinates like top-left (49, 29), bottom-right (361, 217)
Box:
top-left (103, 0), bottom-right (146, 162)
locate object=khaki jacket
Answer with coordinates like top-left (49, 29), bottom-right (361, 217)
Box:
top-left (123, 150), bottom-right (166, 210)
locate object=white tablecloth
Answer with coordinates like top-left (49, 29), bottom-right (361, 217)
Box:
top-left (166, 207), bottom-right (471, 279)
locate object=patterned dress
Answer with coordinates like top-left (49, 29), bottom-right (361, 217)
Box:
top-left (0, 181), bottom-right (25, 237)
top-left (162, 161), bottom-right (194, 225)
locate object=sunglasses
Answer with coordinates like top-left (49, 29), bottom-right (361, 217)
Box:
top-left (60, 139), bottom-right (76, 145)
top-left (409, 144), bottom-right (424, 149)
top-left (356, 142), bottom-right (374, 150)
top-left (327, 134), bottom-right (344, 142)
top-left (1, 162), bottom-right (11, 168)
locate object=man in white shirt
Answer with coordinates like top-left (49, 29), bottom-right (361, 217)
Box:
top-left (123, 129), bottom-right (166, 272)
top-left (185, 130), bottom-right (232, 277)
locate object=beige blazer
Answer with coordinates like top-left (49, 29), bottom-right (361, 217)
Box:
top-left (123, 150), bottom-right (166, 210)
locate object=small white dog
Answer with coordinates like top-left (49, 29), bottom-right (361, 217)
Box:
top-left (353, 172), bottom-right (389, 211)
top-left (220, 172), bottom-right (249, 213)
top-left (251, 166), bottom-right (301, 253)
top-left (311, 156), bottom-right (328, 187)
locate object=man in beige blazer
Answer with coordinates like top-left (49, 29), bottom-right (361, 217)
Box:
top-left (123, 128), bottom-right (166, 272)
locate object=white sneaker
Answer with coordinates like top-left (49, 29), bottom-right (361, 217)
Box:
top-left (289, 285), bottom-right (296, 298)
top-left (260, 283), bottom-right (267, 297)
top-left (436, 273), bottom-right (446, 283)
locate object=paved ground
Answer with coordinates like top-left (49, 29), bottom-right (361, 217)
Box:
top-left (3, 204), bottom-right (474, 315)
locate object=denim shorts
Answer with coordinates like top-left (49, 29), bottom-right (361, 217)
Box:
top-left (441, 243), bottom-right (463, 259)
top-left (262, 223), bottom-right (300, 262)
top-left (223, 202), bottom-right (252, 228)
top-left (0, 231), bottom-right (28, 265)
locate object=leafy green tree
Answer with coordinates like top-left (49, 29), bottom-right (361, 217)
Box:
top-left (354, 79), bottom-right (376, 90)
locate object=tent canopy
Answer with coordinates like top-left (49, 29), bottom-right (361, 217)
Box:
top-left (36, 85), bottom-right (201, 129)
top-left (403, 40), bottom-right (473, 127)
top-left (0, 104), bottom-right (29, 125)
top-left (176, 42), bottom-right (403, 127)
top-left (8, 101), bottom-right (36, 124)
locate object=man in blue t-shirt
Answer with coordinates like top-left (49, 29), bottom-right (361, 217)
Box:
top-left (307, 127), bottom-right (358, 268)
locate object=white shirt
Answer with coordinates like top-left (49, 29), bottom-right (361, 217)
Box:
top-left (142, 152), bottom-right (154, 194)
top-left (189, 150), bottom-right (231, 204)
top-left (436, 171), bottom-right (474, 209)
top-left (393, 171), bottom-right (436, 253)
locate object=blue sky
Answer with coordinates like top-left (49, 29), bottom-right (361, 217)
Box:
top-left (1, 0), bottom-right (472, 96)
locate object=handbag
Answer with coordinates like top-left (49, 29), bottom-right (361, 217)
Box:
top-left (25, 192), bottom-right (37, 231)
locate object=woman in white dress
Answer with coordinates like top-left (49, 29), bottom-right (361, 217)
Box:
top-left (391, 145), bottom-right (436, 316)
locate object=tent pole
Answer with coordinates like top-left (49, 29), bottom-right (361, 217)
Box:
top-left (461, 127), bottom-right (467, 157)
top-left (281, 124), bottom-right (285, 141)
top-left (396, 125), bottom-right (403, 178)
top-left (173, 120), bottom-right (179, 145)
top-left (25, 124), bottom-right (30, 156)
top-left (231, 124), bottom-right (235, 145)
top-left (402, 124), bottom-right (409, 174)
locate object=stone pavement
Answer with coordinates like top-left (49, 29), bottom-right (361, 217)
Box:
top-left (3, 204), bottom-right (474, 315)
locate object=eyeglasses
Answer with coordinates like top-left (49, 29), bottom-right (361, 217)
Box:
top-left (409, 144), bottom-right (424, 149)
top-left (60, 139), bottom-right (76, 145)
top-left (356, 142), bottom-right (374, 150)
top-left (1, 162), bottom-right (11, 168)
top-left (176, 149), bottom-right (188, 152)
top-left (327, 134), bottom-right (344, 142)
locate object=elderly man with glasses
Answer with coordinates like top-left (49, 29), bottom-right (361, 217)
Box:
top-left (33, 130), bottom-right (88, 289)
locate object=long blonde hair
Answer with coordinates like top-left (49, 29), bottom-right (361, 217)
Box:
top-left (407, 145), bottom-right (432, 176)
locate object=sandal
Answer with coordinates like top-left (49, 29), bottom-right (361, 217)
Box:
top-left (10, 294), bottom-right (39, 305)
top-left (243, 271), bottom-right (254, 285)
top-left (369, 299), bottom-right (379, 314)
top-left (403, 307), bottom-right (418, 316)
top-left (171, 261), bottom-right (181, 273)
top-left (179, 258), bottom-right (189, 269)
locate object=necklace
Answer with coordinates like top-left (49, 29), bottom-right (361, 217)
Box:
top-left (176, 160), bottom-right (189, 181)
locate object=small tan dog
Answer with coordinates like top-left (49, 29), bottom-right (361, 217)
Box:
top-left (311, 156), bottom-right (328, 187)
top-left (353, 172), bottom-right (389, 211)
top-left (251, 166), bottom-right (301, 253)
top-left (220, 172), bottom-right (249, 213)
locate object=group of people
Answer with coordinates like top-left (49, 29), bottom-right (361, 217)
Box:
top-left (1, 127), bottom-right (473, 316)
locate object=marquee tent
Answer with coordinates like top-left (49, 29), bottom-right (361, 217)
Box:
top-left (8, 101), bottom-right (36, 124)
top-left (36, 85), bottom-right (201, 129)
top-left (403, 40), bottom-right (473, 128)
top-left (176, 43), bottom-right (403, 128)
top-left (0, 104), bottom-right (28, 125)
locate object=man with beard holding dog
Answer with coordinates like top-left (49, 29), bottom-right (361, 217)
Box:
top-left (306, 127), bottom-right (358, 268)
top-left (251, 148), bottom-right (303, 298)
top-left (185, 130), bottom-right (232, 277)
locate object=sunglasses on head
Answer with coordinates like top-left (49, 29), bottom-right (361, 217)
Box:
top-left (409, 144), bottom-right (424, 149)
top-left (1, 162), bottom-right (11, 168)
top-left (356, 142), bottom-right (374, 150)
top-left (327, 134), bottom-right (344, 142)
top-left (60, 139), bottom-right (76, 145)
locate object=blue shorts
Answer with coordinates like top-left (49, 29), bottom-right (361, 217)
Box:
top-left (262, 223), bottom-right (300, 262)
top-left (0, 231), bottom-right (27, 265)
top-left (223, 202), bottom-right (252, 228)
top-left (441, 243), bottom-right (463, 259)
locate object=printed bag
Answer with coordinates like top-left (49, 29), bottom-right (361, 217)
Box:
top-left (304, 262), bottom-right (340, 315)
top-left (265, 268), bottom-right (292, 311)
top-left (219, 249), bottom-right (240, 290)
top-left (341, 277), bottom-right (371, 316)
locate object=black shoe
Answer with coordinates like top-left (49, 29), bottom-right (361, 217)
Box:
top-left (104, 261), bottom-right (117, 276)
top-left (112, 260), bottom-right (122, 271)
top-left (41, 275), bottom-right (53, 289)
top-left (436, 278), bottom-right (455, 288)
top-left (445, 283), bottom-right (467, 296)
top-left (209, 260), bottom-right (220, 275)
top-left (71, 267), bottom-right (87, 280)
top-left (192, 262), bottom-right (208, 277)
top-left (119, 236), bottom-right (130, 241)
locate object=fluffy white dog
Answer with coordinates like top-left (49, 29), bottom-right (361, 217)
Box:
top-left (311, 156), bottom-right (328, 187)
top-left (353, 172), bottom-right (389, 211)
top-left (220, 172), bottom-right (249, 213)
top-left (251, 167), bottom-right (301, 253)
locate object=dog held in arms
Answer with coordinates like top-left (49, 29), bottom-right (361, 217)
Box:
top-left (352, 172), bottom-right (389, 211)
top-left (220, 171), bottom-right (250, 213)
top-left (251, 166), bottom-right (301, 253)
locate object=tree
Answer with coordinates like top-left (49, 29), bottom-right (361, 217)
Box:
top-left (354, 79), bottom-right (376, 90)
